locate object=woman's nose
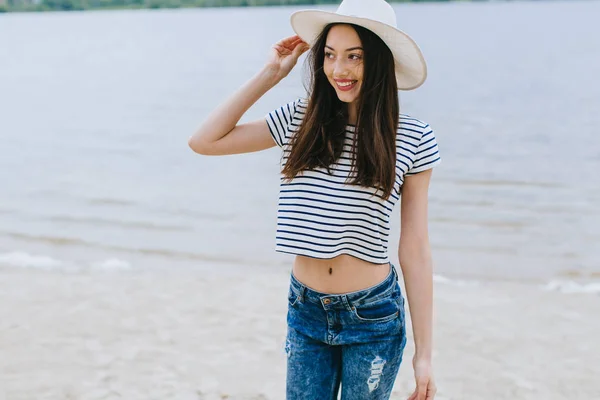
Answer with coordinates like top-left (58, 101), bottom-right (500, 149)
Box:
top-left (333, 61), bottom-right (348, 77)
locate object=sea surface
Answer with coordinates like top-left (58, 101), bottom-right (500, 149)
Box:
top-left (1, 0), bottom-right (599, 284)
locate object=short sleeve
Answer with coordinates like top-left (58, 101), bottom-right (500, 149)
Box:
top-left (406, 124), bottom-right (441, 175)
top-left (265, 98), bottom-right (300, 148)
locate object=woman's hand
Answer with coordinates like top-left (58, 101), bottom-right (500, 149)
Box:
top-left (407, 356), bottom-right (437, 400)
top-left (265, 35), bottom-right (309, 84)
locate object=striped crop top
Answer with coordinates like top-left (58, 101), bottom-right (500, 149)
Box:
top-left (266, 98), bottom-right (441, 264)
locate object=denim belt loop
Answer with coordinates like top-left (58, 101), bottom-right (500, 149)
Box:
top-left (341, 295), bottom-right (353, 311)
top-left (391, 263), bottom-right (398, 282)
top-left (299, 285), bottom-right (307, 303)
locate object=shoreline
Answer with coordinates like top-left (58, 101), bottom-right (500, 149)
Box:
top-left (0, 0), bottom-right (448, 14)
top-left (2, 246), bottom-right (599, 288)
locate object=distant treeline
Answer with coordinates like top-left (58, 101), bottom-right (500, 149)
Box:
top-left (0, 0), bottom-right (454, 13)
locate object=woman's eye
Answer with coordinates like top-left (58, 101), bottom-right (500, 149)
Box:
top-left (324, 52), bottom-right (334, 59)
top-left (349, 54), bottom-right (362, 61)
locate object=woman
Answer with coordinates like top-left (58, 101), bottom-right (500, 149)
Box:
top-left (188, 0), bottom-right (439, 398)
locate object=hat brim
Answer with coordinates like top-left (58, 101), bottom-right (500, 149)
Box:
top-left (290, 10), bottom-right (427, 91)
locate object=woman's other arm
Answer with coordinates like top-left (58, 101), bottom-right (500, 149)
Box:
top-left (399, 169), bottom-right (437, 400)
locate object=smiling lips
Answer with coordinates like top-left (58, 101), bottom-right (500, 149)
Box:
top-left (334, 79), bottom-right (358, 92)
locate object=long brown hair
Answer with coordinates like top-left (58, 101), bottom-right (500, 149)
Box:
top-left (282, 23), bottom-right (399, 200)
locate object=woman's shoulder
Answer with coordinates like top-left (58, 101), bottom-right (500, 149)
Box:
top-left (276, 97), bottom-right (308, 117)
top-left (295, 97), bottom-right (309, 111)
top-left (284, 97), bottom-right (309, 107)
top-left (269, 97), bottom-right (308, 112)
top-left (396, 112), bottom-right (442, 173)
top-left (398, 113), bottom-right (432, 133)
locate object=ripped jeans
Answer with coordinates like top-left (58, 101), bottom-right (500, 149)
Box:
top-left (285, 264), bottom-right (407, 399)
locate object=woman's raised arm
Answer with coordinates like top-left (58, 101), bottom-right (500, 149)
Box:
top-left (188, 35), bottom-right (308, 156)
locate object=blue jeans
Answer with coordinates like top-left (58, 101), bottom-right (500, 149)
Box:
top-left (285, 264), bottom-right (407, 399)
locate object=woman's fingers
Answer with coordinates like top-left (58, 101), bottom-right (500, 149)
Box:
top-left (283, 34), bottom-right (302, 44)
top-left (266, 34), bottom-right (309, 81)
top-left (416, 379), bottom-right (428, 399)
top-left (274, 38), bottom-right (308, 59)
top-left (276, 35), bottom-right (299, 47)
top-left (277, 35), bottom-right (307, 51)
top-left (285, 39), bottom-right (304, 53)
top-left (426, 382), bottom-right (437, 399)
top-left (291, 41), bottom-right (309, 58)
top-left (407, 380), bottom-right (431, 400)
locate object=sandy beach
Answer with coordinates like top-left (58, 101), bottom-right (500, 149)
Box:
top-left (1, 263), bottom-right (598, 400)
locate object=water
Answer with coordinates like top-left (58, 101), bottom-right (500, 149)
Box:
top-left (1, 1), bottom-right (599, 281)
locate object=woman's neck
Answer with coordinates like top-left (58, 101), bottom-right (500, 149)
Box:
top-left (348, 101), bottom-right (358, 125)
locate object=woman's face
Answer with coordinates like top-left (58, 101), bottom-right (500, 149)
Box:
top-left (323, 24), bottom-right (364, 105)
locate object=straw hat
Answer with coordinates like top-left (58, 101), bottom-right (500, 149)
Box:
top-left (290, 0), bottom-right (427, 90)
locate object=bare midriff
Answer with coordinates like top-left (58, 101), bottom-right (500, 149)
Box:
top-left (292, 254), bottom-right (391, 294)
